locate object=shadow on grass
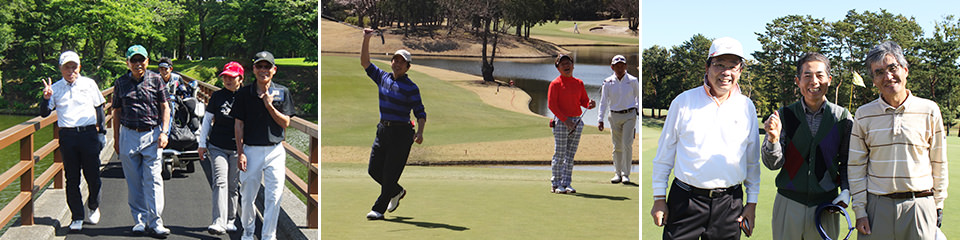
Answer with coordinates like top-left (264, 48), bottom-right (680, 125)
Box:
top-left (622, 181), bottom-right (639, 187)
top-left (570, 192), bottom-right (631, 201)
top-left (642, 117), bottom-right (664, 129)
top-left (385, 216), bottom-right (470, 231)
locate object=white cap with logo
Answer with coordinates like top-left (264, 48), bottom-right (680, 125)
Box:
top-left (393, 50), bottom-right (412, 63)
top-left (611, 55), bottom-right (627, 65)
top-left (59, 51), bottom-right (80, 66)
top-left (707, 37), bottom-right (744, 59)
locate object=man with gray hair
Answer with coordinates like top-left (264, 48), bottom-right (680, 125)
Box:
top-left (849, 41), bottom-right (948, 239)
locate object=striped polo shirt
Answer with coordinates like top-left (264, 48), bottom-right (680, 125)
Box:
top-left (364, 64), bottom-right (426, 122)
top-left (848, 91), bottom-right (948, 219)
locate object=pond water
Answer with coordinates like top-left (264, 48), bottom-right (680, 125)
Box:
top-left (371, 46), bottom-right (639, 126)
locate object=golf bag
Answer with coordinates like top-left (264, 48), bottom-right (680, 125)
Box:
top-left (166, 97), bottom-right (204, 151)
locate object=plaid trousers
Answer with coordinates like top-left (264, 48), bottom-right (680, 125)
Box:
top-left (551, 116), bottom-right (583, 187)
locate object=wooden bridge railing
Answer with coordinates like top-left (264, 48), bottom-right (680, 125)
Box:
top-left (0, 78), bottom-right (317, 230)
top-left (0, 87), bottom-right (114, 228)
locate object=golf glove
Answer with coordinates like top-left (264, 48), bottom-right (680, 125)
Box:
top-left (832, 189), bottom-right (850, 207)
top-left (938, 208), bottom-right (942, 228)
top-left (98, 133), bottom-right (106, 149)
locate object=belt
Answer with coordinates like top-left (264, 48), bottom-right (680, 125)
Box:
top-left (60, 125), bottom-right (97, 132)
top-left (380, 120), bottom-right (411, 127)
top-left (611, 107), bottom-right (637, 114)
top-left (123, 125), bottom-right (155, 132)
top-left (676, 179), bottom-right (741, 198)
top-left (882, 190), bottom-right (934, 199)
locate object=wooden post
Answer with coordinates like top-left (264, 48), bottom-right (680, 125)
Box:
top-left (53, 125), bottom-right (63, 189)
top-left (308, 137), bottom-right (318, 228)
top-left (19, 136), bottom-right (34, 225)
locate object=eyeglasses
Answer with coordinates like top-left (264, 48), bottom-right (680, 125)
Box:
top-left (872, 63), bottom-right (901, 78)
top-left (710, 62), bottom-right (741, 71)
top-left (129, 57), bottom-right (146, 64)
top-left (255, 64), bottom-right (273, 69)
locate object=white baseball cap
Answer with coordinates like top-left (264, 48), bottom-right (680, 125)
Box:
top-left (611, 55), bottom-right (627, 65)
top-left (708, 37), bottom-right (744, 60)
top-left (393, 50), bottom-right (412, 63)
top-left (59, 51), bottom-right (80, 66)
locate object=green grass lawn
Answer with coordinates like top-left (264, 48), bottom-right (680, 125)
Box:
top-left (321, 162), bottom-right (639, 239)
top-left (641, 117), bottom-right (960, 239)
top-left (321, 55), bottom-right (567, 147)
top-left (527, 20), bottom-right (638, 45)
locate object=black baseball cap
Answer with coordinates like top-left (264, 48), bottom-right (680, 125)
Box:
top-left (253, 51), bottom-right (275, 66)
top-left (555, 54), bottom-right (573, 67)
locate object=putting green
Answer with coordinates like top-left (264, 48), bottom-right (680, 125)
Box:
top-left (642, 118), bottom-right (960, 239)
top-left (321, 162), bottom-right (639, 239)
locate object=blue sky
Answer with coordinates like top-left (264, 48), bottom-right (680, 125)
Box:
top-left (641, 1), bottom-right (960, 59)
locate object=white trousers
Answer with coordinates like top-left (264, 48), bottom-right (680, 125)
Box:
top-left (239, 144), bottom-right (285, 240)
top-left (609, 111), bottom-right (637, 177)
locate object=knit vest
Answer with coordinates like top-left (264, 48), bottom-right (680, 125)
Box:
top-left (775, 100), bottom-right (852, 206)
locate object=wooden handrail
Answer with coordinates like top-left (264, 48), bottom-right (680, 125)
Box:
top-left (0, 87), bottom-right (114, 228)
top-left (191, 75), bottom-right (318, 229)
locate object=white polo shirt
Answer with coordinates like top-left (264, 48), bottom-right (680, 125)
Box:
top-left (596, 72), bottom-right (639, 122)
top-left (652, 85), bottom-right (761, 203)
top-left (47, 76), bottom-right (106, 128)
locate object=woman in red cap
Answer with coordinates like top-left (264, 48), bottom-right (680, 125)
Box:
top-left (198, 61), bottom-right (244, 235)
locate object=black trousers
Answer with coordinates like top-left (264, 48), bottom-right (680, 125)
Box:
top-left (367, 123), bottom-right (414, 213)
top-left (60, 128), bottom-right (102, 221)
top-left (664, 179), bottom-right (743, 240)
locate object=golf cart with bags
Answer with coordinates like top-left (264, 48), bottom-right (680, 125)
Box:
top-left (161, 96), bottom-right (204, 180)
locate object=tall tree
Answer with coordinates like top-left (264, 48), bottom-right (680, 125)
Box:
top-left (641, 45), bottom-right (671, 118)
top-left (606, 0), bottom-right (638, 31)
top-left (914, 16), bottom-right (960, 134)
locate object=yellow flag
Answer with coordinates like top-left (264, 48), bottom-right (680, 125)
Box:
top-left (852, 71), bottom-right (866, 87)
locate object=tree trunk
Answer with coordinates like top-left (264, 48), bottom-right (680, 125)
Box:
top-left (480, 18), bottom-right (494, 82)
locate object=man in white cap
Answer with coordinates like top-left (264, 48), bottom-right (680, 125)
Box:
top-left (360, 28), bottom-right (427, 220)
top-left (597, 55), bottom-right (638, 184)
top-left (40, 51), bottom-right (106, 232)
top-left (650, 37), bottom-right (760, 239)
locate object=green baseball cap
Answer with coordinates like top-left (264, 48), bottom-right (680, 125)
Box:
top-left (126, 45), bottom-right (148, 59)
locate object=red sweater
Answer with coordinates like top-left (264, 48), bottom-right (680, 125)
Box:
top-left (548, 76), bottom-right (590, 122)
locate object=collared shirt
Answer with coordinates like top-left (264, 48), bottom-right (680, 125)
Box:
top-left (113, 70), bottom-right (168, 129)
top-left (47, 76), bottom-right (106, 128)
top-left (849, 91), bottom-right (948, 219)
top-left (364, 64), bottom-right (426, 122)
top-left (597, 72), bottom-right (639, 122)
top-left (230, 83), bottom-right (296, 146)
top-left (652, 85), bottom-right (761, 203)
top-left (548, 75), bottom-right (590, 122)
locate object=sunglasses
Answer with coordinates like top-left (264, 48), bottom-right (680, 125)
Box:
top-left (129, 57), bottom-right (146, 63)
top-left (255, 64), bottom-right (273, 69)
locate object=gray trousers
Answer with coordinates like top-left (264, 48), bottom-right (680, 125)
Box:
top-left (208, 144), bottom-right (239, 228)
top-left (608, 110), bottom-right (636, 177)
top-left (858, 193), bottom-right (938, 240)
top-left (118, 126), bottom-right (165, 228)
top-left (771, 193), bottom-right (841, 240)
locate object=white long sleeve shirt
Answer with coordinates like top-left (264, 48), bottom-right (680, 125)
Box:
top-left (597, 73), bottom-right (639, 122)
top-left (652, 85), bottom-right (761, 203)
